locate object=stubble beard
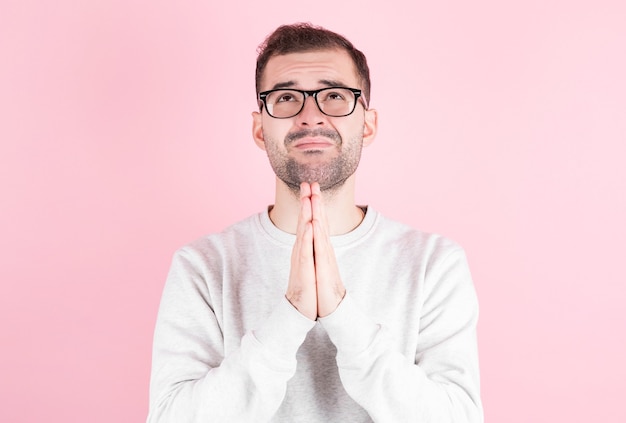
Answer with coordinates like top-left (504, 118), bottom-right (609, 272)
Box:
top-left (264, 128), bottom-right (364, 196)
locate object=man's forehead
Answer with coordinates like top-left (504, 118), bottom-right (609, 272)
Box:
top-left (261, 49), bottom-right (359, 90)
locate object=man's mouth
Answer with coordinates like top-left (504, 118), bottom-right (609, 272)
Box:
top-left (293, 138), bottom-right (335, 150)
top-left (285, 129), bottom-right (341, 150)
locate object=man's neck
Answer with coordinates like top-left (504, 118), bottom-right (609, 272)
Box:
top-left (268, 176), bottom-right (364, 236)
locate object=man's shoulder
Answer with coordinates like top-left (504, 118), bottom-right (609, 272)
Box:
top-left (175, 212), bottom-right (262, 257)
top-left (374, 211), bottom-right (464, 256)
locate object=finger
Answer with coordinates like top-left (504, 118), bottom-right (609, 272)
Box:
top-left (312, 215), bottom-right (332, 265)
top-left (296, 194), bottom-right (312, 236)
top-left (288, 219), bottom-right (317, 320)
top-left (310, 182), bottom-right (324, 224)
top-left (313, 218), bottom-right (344, 317)
top-left (310, 181), bottom-right (320, 196)
top-left (293, 196), bottom-right (313, 279)
top-left (299, 182), bottom-right (313, 232)
top-left (302, 221), bottom-right (313, 259)
top-left (300, 182), bottom-right (312, 200)
top-left (302, 195), bottom-right (313, 227)
top-left (294, 220), bottom-right (314, 270)
top-left (310, 191), bottom-right (329, 239)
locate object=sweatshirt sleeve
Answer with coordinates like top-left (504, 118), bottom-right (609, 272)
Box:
top-left (319, 247), bottom-right (483, 423)
top-left (147, 248), bottom-right (315, 423)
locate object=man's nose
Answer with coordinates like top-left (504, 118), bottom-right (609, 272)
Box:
top-left (296, 95), bottom-right (325, 126)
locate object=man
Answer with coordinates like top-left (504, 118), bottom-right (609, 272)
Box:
top-left (147, 23), bottom-right (483, 423)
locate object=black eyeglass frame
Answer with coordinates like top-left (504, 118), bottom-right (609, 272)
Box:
top-left (258, 87), bottom-right (367, 119)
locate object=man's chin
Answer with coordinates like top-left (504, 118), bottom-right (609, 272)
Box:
top-left (300, 149), bottom-right (327, 155)
top-left (280, 176), bottom-right (349, 196)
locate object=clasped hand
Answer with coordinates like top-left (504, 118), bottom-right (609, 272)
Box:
top-left (286, 182), bottom-right (346, 320)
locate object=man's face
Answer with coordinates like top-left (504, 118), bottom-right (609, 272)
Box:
top-left (252, 49), bottom-right (377, 193)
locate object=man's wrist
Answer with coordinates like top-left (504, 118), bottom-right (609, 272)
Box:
top-left (318, 293), bottom-right (380, 353)
top-left (253, 297), bottom-right (316, 357)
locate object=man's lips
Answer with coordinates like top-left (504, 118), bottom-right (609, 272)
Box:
top-left (292, 137), bottom-right (334, 149)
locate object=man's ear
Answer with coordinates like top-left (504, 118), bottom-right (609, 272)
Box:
top-left (252, 111), bottom-right (266, 151)
top-left (362, 108), bottom-right (378, 147)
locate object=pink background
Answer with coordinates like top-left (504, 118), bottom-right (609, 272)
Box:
top-left (2, 0), bottom-right (625, 422)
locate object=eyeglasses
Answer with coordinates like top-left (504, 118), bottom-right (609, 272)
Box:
top-left (258, 87), bottom-right (366, 119)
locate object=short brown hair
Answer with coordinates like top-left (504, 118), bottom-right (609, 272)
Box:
top-left (255, 23), bottom-right (371, 105)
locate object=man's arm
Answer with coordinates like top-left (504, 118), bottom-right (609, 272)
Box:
top-left (307, 182), bottom-right (481, 422)
top-left (146, 248), bottom-right (315, 423)
top-left (319, 248), bottom-right (483, 423)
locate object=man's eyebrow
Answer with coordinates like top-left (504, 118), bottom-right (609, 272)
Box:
top-left (271, 81), bottom-right (296, 90)
top-left (318, 79), bottom-right (347, 87)
top-left (270, 79), bottom-right (349, 90)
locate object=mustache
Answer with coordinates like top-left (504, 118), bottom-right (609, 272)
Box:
top-left (285, 128), bottom-right (341, 146)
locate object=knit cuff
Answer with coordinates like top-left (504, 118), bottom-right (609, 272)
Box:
top-left (318, 292), bottom-right (380, 354)
top-left (252, 296), bottom-right (316, 359)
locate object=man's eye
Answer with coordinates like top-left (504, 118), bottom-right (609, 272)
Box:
top-left (325, 91), bottom-right (346, 101)
top-left (276, 93), bottom-right (297, 102)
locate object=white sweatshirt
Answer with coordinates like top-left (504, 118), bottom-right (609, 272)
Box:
top-left (147, 207), bottom-right (483, 422)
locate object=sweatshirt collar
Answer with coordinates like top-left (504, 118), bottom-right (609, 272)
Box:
top-left (256, 205), bottom-right (378, 249)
